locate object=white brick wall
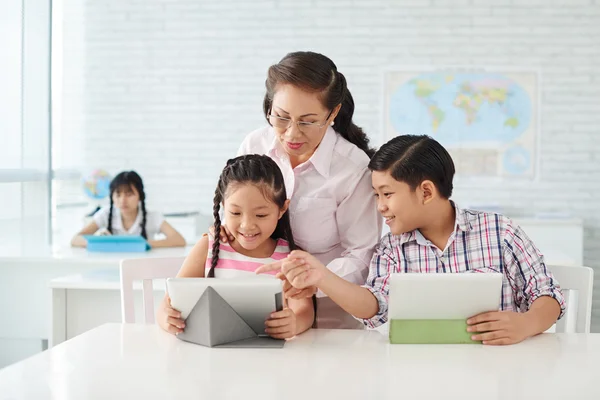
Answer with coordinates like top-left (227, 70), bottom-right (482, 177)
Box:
top-left (57, 0), bottom-right (600, 329)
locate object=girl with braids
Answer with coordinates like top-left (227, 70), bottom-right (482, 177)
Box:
top-left (157, 155), bottom-right (314, 339)
top-left (221, 51), bottom-right (382, 329)
top-left (71, 171), bottom-right (186, 248)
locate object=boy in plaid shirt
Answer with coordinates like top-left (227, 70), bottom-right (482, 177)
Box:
top-left (259, 134), bottom-right (564, 345)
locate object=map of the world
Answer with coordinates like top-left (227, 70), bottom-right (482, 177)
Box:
top-left (384, 70), bottom-right (538, 178)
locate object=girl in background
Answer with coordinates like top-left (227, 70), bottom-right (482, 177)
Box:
top-left (71, 170), bottom-right (186, 248)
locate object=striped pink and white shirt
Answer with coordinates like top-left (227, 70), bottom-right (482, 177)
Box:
top-left (361, 203), bottom-right (566, 328)
top-left (204, 235), bottom-right (291, 278)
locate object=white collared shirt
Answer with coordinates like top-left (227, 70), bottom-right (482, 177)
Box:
top-left (238, 126), bottom-right (382, 288)
top-left (93, 206), bottom-right (164, 238)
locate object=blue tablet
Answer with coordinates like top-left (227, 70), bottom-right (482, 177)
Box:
top-left (84, 235), bottom-right (150, 252)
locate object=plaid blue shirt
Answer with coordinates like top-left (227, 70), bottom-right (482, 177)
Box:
top-left (361, 203), bottom-right (566, 328)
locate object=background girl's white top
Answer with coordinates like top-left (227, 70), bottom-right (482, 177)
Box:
top-left (93, 206), bottom-right (164, 238)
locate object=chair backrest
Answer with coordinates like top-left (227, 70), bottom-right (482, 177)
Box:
top-left (120, 257), bottom-right (185, 324)
top-left (549, 265), bottom-right (594, 333)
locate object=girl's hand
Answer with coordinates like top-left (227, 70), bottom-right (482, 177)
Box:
top-left (94, 228), bottom-right (112, 236)
top-left (265, 308), bottom-right (297, 339)
top-left (157, 295), bottom-right (185, 335)
top-left (208, 224), bottom-right (234, 243)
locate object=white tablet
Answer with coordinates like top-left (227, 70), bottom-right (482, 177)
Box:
top-left (388, 272), bottom-right (503, 320)
top-left (166, 277), bottom-right (283, 335)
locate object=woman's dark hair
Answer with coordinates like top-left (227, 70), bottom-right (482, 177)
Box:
top-left (209, 154), bottom-right (296, 278)
top-left (368, 135), bottom-right (455, 199)
top-left (263, 51), bottom-right (374, 158)
top-left (108, 171), bottom-right (148, 239)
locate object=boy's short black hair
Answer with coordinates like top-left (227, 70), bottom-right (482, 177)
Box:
top-left (368, 135), bottom-right (455, 199)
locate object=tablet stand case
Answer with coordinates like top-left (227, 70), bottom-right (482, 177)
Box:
top-left (177, 286), bottom-right (285, 348)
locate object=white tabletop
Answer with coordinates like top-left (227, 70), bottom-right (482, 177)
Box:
top-left (0, 244), bottom-right (194, 266)
top-left (1, 324), bottom-right (599, 400)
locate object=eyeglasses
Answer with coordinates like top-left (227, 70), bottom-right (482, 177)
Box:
top-left (267, 110), bottom-right (332, 134)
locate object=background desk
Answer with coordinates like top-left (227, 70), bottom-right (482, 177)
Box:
top-left (1, 324), bottom-right (600, 399)
top-left (0, 245), bottom-right (193, 369)
top-left (49, 269), bottom-right (167, 347)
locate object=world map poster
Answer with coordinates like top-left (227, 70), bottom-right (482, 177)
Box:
top-left (383, 68), bottom-right (539, 179)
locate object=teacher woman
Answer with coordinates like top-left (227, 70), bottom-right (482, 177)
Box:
top-left (233, 51), bottom-right (382, 328)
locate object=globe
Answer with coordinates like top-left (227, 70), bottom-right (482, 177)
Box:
top-left (82, 169), bottom-right (112, 200)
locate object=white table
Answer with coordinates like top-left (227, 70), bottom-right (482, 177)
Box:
top-left (0, 245), bottom-right (193, 369)
top-left (1, 324), bottom-right (599, 399)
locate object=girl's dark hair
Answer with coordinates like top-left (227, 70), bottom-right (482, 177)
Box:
top-left (368, 135), bottom-right (455, 199)
top-left (208, 154), bottom-right (296, 278)
top-left (108, 170), bottom-right (148, 239)
top-left (263, 51), bottom-right (374, 158)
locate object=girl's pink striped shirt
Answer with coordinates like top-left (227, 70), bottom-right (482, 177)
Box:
top-left (204, 236), bottom-right (291, 278)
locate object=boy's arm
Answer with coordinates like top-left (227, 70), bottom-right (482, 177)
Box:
top-left (524, 296), bottom-right (562, 334)
top-left (316, 269), bottom-right (379, 320)
top-left (503, 223), bottom-right (565, 323)
top-left (257, 235), bottom-right (398, 329)
top-left (319, 234), bottom-right (399, 325)
top-left (470, 223), bottom-right (566, 344)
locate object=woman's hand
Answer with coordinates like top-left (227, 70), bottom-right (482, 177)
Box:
top-left (208, 224), bottom-right (234, 243)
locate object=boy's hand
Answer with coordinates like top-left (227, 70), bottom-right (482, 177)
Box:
top-left (265, 308), bottom-right (297, 339)
top-left (467, 311), bottom-right (532, 345)
top-left (256, 250), bottom-right (327, 289)
top-left (279, 273), bottom-right (318, 300)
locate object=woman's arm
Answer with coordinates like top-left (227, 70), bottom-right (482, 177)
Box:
top-left (70, 221), bottom-right (100, 247)
top-left (326, 168), bottom-right (382, 284)
top-left (148, 221), bottom-right (187, 248)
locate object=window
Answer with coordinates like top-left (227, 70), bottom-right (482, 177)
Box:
top-left (0, 0), bottom-right (52, 247)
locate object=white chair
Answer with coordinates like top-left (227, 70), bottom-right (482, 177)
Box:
top-left (120, 257), bottom-right (185, 324)
top-left (549, 265), bottom-right (594, 333)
